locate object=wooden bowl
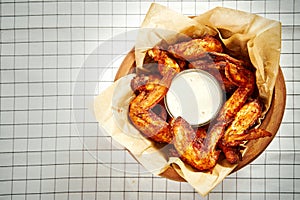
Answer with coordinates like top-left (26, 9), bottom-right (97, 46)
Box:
top-left (115, 49), bottom-right (286, 182)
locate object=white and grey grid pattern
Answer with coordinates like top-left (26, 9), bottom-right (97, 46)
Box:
top-left (0, 0), bottom-right (299, 199)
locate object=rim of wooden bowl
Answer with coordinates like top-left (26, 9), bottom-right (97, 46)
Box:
top-left (114, 48), bottom-right (286, 182)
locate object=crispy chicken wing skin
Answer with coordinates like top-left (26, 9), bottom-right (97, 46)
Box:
top-left (130, 74), bottom-right (161, 93)
top-left (222, 99), bottom-right (262, 146)
top-left (130, 71), bottom-right (173, 111)
top-left (213, 62), bottom-right (257, 163)
top-left (152, 101), bottom-right (168, 121)
top-left (129, 48), bottom-right (179, 143)
top-left (172, 117), bottom-right (224, 171)
top-left (147, 47), bottom-right (181, 75)
top-left (235, 128), bottom-right (272, 141)
top-left (168, 35), bottom-right (223, 61)
top-left (129, 68), bottom-right (176, 143)
top-left (218, 90), bottom-right (272, 164)
top-left (129, 108), bottom-right (171, 143)
top-left (207, 52), bottom-right (246, 67)
top-left (217, 142), bottom-right (242, 164)
top-left (217, 63), bottom-right (255, 124)
top-left (218, 128), bottom-right (271, 164)
top-left (218, 87), bottom-right (252, 123)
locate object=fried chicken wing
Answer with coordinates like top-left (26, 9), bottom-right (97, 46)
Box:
top-left (207, 52), bottom-right (246, 67)
top-left (184, 54), bottom-right (257, 165)
top-left (218, 98), bottom-right (271, 164)
top-left (235, 128), bottom-right (272, 141)
top-left (131, 74), bottom-right (161, 93)
top-left (217, 142), bottom-right (242, 164)
top-left (217, 63), bottom-right (255, 124)
top-left (218, 128), bottom-right (271, 164)
top-left (129, 48), bottom-right (179, 143)
top-left (147, 47), bottom-right (181, 75)
top-left (172, 117), bottom-right (225, 171)
top-left (129, 68), bottom-right (176, 143)
top-left (168, 35), bottom-right (223, 61)
top-left (222, 99), bottom-right (262, 146)
top-left (129, 108), bottom-right (171, 143)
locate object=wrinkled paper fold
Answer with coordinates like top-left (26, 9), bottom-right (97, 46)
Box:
top-left (94, 3), bottom-right (281, 196)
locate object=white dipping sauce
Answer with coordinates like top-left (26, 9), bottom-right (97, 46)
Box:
top-left (165, 69), bottom-right (223, 126)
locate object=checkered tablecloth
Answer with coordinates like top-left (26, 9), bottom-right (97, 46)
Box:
top-left (1, 0), bottom-right (299, 199)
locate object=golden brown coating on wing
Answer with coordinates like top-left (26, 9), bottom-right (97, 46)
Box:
top-left (129, 69), bottom-right (176, 143)
top-left (130, 74), bottom-right (161, 93)
top-left (168, 35), bottom-right (223, 61)
top-left (147, 47), bottom-right (181, 75)
top-left (218, 128), bottom-right (272, 161)
top-left (222, 99), bottom-right (262, 146)
top-left (172, 117), bottom-right (224, 171)
top-left (218, 98), bottom-right (272, 163)
top-left (189, 59), bottom-right (227, 71)
top-left (214, 62), bottom-right (258, 163)
top-left (217, 63), bottom-right (255, 124)
top-left (218, 87), bottom-right (251, 123)
top-left (188, 52), bottom-right (252, 94)
top-left (229, 128), bottom-right (272, 143)
top-left (224, 62), bottom-right (255, 88)
top-left (207, 52), bottom-right (245, 67)
top-left (218, 72), bottom-right (238, 93)
top-left (196, 127), bottom-right (207, 142)
top-left (132, 69), bottom-right (175, 111)
top-left (129, 107), bottom-right (171, 143)
top-left (217, 142), bottom-right (242, 164)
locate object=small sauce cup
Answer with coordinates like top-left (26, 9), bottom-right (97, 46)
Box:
top-left (165, 69), bottom-right (224, 127)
